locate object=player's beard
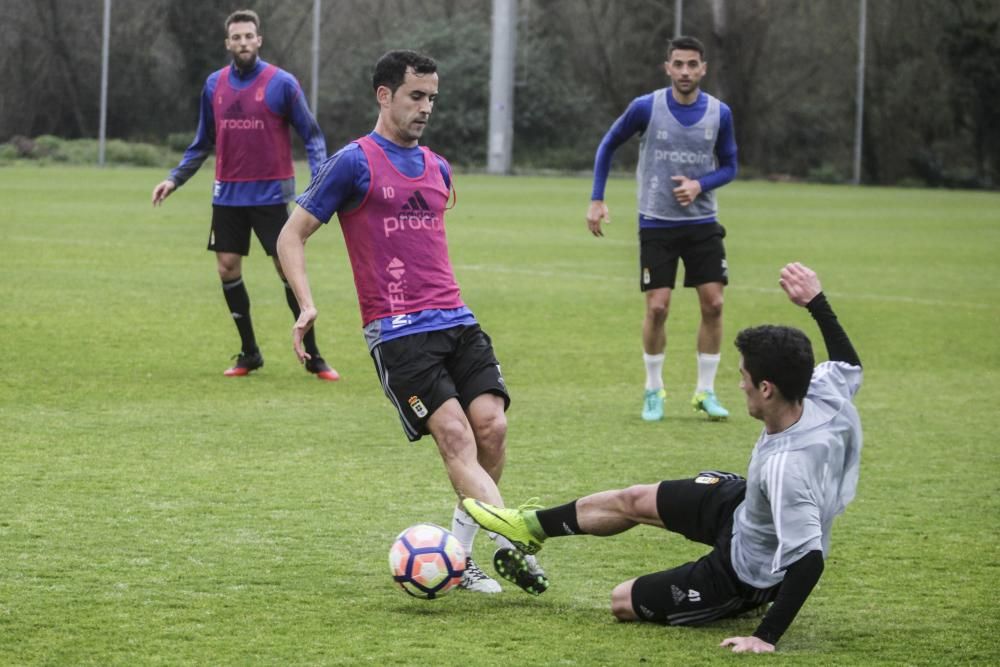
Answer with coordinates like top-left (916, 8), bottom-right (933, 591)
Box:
top-left (674, 79), bottom-right (696, 94)
top-left (394, 114), bottom-right (429, 145)
top-left (233, 51), bottom-right (258, 72)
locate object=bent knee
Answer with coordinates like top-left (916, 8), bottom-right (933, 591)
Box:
top-left (468, 394), bottom-right (508, 446)
top-left (611, 581), bottom-right (639, 621)
top-left (432, 418), bottom-right (474, 456)
top-left (475, 411), bottom-right (507, 447)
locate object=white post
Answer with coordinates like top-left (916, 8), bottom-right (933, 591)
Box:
top-left (98, 0), bottom-right (111, 166)
top-left (674, 0), bottom-right (683, 37)
top-left (487, 0), bottom-right (517, 175)
top-left (310, 0), bottom-right (321, 116)
top-left (852, 0), bottom-right (867, 185)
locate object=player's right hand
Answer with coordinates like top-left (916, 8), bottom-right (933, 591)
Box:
top-left (291, 306), bottom-right (318, 363)
top-left (587, 200), bottom-right (610, 237)
top-left (151, 180), bottom-right (176, 206)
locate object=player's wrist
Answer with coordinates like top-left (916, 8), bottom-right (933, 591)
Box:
top-left (751, 628), bottom-right (779, 646)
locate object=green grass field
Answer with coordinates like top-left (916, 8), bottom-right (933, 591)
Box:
top-left (1, 163), bottom-right (998, 665)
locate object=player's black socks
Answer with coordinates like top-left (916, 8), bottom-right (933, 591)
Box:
top-left (284, 283), bottom-right (319, 357)
top-left (222, 276), bottom-right (257, 354)
top-left (535, 501), bottom-right (585, 537)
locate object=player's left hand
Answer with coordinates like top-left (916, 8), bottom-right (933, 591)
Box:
top-left (291, 306), bottom-right (318, 363)
top-left (779, 262), bottom-right (823, 307)
top-left (720, 636), bottom-right (776, 653)
top-left (671, 175), bottom-right (702, 206)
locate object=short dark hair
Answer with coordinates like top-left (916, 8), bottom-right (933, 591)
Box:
top-left (225, 9), bottom-right (260, 35)
top-left (667, 35), bottom-right (706, 60)
top-left (734, 325), bottom-right (814, 403)
top-left (372, 50), bottom-right (438, 93)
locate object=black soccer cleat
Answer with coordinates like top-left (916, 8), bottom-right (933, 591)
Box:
top-left (223, 350), bottom-right (264, 377)
top-left (493, 548), bottom-right (549, 596)
top-left (304, 355), bottom-right (340, 381)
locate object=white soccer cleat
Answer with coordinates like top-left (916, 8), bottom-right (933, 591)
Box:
top-left (458, 557), bottom-right (502, 594)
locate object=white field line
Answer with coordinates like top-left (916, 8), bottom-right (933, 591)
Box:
top-left (454, 264), bottom-right (997, 311)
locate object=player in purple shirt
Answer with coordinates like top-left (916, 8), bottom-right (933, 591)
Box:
top-left (150, 9), bottom-right (335, 380)
top-left (278, 51), bottom-right (547, 596)
top-left (587, 36), bottom-right (738, 423)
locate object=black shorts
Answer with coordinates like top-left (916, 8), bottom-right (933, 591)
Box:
top-left (639, 223), bottom-right (728, 291)
top-left (630, 477), bottom-right (778, 626)
top-left (370, 325), bottom-right (511, 442)
top-left (209, 204), bottom-right (289, 256)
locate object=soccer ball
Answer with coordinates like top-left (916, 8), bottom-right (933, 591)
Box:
top-left (389, 523), bottom-right (467, 599)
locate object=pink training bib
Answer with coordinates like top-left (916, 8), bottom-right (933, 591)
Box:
top-left (339, 135), bottom-right (464, 325)
top-left (213, 64), bottom-right (294, 182)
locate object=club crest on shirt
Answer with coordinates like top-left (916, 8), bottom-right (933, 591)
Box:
top-left (408, 395), bottom-right (428, 418)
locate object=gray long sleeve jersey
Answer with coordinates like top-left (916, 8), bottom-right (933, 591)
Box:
top-left (731, 361), bottom-right (863, 589)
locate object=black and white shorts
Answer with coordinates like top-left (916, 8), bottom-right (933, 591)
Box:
top-left (630, 476), bottom-right (778, 626)
top-left (370, 325), bottom-right (511, 442)
top-left (209, 204), bottom-right (289, 256)
top-left (639, 223), bottom-right (728, 291)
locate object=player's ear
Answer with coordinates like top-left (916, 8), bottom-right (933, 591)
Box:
top-left (376, 85), bottom-right (392, 107)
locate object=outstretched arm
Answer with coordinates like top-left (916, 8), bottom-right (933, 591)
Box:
top-left (276, 206), bottom-right (324, 363)
top-left (779, 263), bottom-right (861, 367)
top-left (719, 549), bottom-right (825, 654)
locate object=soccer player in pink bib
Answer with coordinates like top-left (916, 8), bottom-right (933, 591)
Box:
top-left (277, 51), bottom-right (546, 596)
top-left (151, 9), bottom-right (336, 381)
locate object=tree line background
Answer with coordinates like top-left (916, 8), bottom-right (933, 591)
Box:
top-left (1, 0), bottom-right (997, 187)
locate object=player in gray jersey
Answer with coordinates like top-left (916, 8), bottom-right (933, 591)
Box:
top-left (587, 36), bottom-right (739, 423)
top-left (462, 263), bottom-right (862, 653)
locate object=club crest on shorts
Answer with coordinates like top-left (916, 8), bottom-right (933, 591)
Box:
top-left (643, 267), bottom-right (651, 285)
top-left (695, 475), bottom-right (721, 485)
top-left (408, 395), bottom-right (428, 418)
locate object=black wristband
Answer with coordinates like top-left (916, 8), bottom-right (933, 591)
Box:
top-left (806, 293), bottom-right (861, 367)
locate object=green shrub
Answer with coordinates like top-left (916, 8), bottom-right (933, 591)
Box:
top-left (0, 136), bottom-right (181, 167)
top-left (807, 162), bottom-right (845, 184)
top-left (104, 139), bottom-right (164, 167)
top-left (59, 139), bottom-right (99, 163)
top-left (166, 132), bottom-right (193, 152)
top-left (32, 135), bottom-right (63, 159)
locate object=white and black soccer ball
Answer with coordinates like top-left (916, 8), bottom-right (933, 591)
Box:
top-left (389, 523), bottom-right (466, 599)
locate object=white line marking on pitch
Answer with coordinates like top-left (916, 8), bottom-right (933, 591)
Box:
top-left (454, 264), bottom-right (995, 310)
